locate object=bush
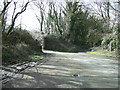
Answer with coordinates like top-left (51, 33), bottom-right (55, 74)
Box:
top-left (44, 35), bottom-right (85, 52)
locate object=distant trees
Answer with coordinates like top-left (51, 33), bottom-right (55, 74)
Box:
top-left (58, 2), bottom-right (104, 48)
top-left (63, 2), bottom-right (89, 45)
top-left (45, 2), bottom-right (64, 35)
top-left (86, 0), bottom-right (119, 52)
top-left (43, 1), bottom-right (118, 51)
top-left (32, 0), bottom-right (46, 34)
top-left (31, 1), bottom-right (104, 49)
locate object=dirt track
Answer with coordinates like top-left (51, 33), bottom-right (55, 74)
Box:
top-left (3, 50), bottom-right (118, 88)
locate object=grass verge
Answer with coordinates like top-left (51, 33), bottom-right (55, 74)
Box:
top-left (86, 51), bottom-right (116, 57)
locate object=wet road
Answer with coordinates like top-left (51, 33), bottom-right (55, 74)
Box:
top-left (3, 50), bottom-right (118, 88)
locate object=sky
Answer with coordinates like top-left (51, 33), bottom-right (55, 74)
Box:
top-left (0, 0), bottom-right (119, 32)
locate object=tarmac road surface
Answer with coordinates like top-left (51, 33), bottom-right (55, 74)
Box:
top-left (3, 50), bottom-right (118, 88)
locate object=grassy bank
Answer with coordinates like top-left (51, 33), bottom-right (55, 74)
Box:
top-left (2, 29), bottom-right (43, 66)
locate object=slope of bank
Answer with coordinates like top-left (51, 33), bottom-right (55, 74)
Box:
top-left (2, 30), bottom-right (43, 66)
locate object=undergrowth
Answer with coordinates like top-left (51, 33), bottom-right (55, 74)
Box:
top-left (44, 35), bottom-right (87, 52)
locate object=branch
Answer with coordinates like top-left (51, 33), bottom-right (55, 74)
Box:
top-left (109, 3), bottom-right (120, 13)
top-left (1, 0), bottom-right (12, 14)
top-left (95, 2), bottom-right (107, 23)
top-left (12, 2), bottom-right (17, 21)
top-left (7, 1), bottom-right (30, 35)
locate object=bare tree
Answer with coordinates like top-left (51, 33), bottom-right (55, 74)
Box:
top-left (52, 3), bottom-right (63, 35)
top-left (1, 0), bottom-right (12, 14)
top-left (0, 0), bottom-right (12, 32)
top-left (7, 0), bottom-right (30, 35)
top-left (0, 0), bottom-right (30, 35)
top-left (109, 1), bottom-right (120, 13)
top-left (32, 0), bottom-right (46, 34)
top-left (89, 0), bottom-right (118, 34)
top-left (93, 1), bottom-right (110, 23)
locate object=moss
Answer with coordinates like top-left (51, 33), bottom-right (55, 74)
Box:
top-left (29, 55), bottom-right (43, 61)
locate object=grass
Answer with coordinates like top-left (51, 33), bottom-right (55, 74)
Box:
top-left (2, 47), bottom-right (43, 66)
top-left (29, 55), bottom-right (43, 62)
top-left (87, 51), bottom-right (116, 57)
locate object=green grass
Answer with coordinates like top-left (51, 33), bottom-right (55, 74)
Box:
top-left (87, 51), bottom-right (116, 57)
top-left (87, 52), bottom-right (99, 55)
top-left (29, 55), bottom-right (43, 61)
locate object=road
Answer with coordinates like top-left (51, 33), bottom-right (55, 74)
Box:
top-left (3, 50), bottom-right (118, 88)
